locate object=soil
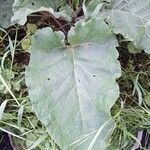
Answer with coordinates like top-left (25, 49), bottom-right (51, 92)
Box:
top-left (0, 132), bottom-right (15, 150)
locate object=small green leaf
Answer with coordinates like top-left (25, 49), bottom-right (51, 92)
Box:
top-left (144, 92), bottom-right (150, 107)
top-left (27, 23), bottom-right (37, 34)
top-left (127, 42), bottom-right (141, 54)
top-left (12, 80), bottom-right (21, 91)
top-left (21, 38), bottom-right (31, 50)
top-left (5, 69), bottom-right (14, 80)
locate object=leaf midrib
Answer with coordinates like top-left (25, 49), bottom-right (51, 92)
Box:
top-left (71, 47), bottom-right (85, 133)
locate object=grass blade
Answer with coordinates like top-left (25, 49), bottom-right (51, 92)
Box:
top-left (0, 100), bottom-right (8, 120)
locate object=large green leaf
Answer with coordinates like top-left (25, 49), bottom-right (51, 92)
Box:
top-left (0, 0), bottom-right (14, 28)
top-left (12, 0), bottom-right (66, 25)
top-left (25, 18), bottom-right (121, 149)
top-left (100, 0), bottom-right (150, 54)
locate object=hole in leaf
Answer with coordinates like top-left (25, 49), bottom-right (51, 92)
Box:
top-left (57, 6), bottom-right (61, 12)
top-left (31, 2), bottom-right (34, 6)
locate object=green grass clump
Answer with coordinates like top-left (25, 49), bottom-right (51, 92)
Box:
top-left (108, 35), bottom-right (150, 150)
top-left (0, 28), bottom-right (58, 150)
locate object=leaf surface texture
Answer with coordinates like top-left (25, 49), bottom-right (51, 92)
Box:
top-left (101, 0), bottom-right (150, 54)
top-left (26, 18), bottom-right (121, 149)
top-left (0, 0), bottom-right (14, 28)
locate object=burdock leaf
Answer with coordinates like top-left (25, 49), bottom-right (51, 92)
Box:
top-left (26, 17), bottom-right (121, 149)
top-left (101, 0), bottom-right (150, 54)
